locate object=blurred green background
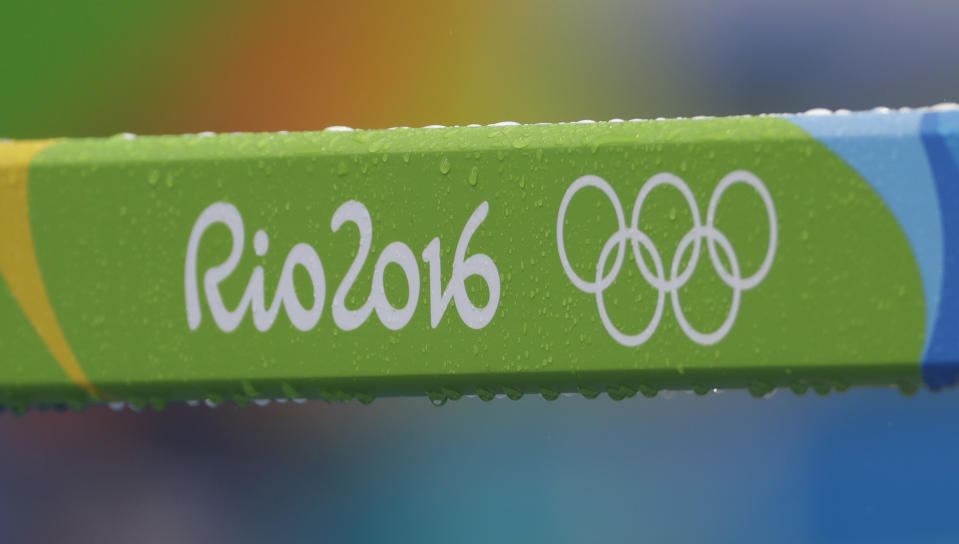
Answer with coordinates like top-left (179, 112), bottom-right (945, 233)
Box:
top-left (6, 0), bottom-right (958, 139)
top-left (2, 1), bottom-right (959, 542)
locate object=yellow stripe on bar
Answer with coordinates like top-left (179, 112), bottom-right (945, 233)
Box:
top-left (0, 140), bottom-right (104, 399)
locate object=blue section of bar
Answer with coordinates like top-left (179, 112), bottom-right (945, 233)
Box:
top-left (921, 111), bottom-right (959, 390)
top-left (787, 111), bottom-right (942, 360)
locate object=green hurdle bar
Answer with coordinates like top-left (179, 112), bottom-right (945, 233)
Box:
top-left (2, 106), bottom-right (958, 411)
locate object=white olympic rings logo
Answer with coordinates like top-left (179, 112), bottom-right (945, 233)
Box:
top-left (556, 170), bottom-right (777, 346)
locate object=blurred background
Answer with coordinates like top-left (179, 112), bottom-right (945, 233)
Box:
top-left (2, 0), bottom-right (959, 542)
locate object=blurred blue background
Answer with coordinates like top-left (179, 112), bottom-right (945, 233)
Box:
top-left (2, 0), bottom-right (959, 542)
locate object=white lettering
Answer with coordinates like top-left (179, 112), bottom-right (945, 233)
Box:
top-left (186, 200), bottom-right (497, 332)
